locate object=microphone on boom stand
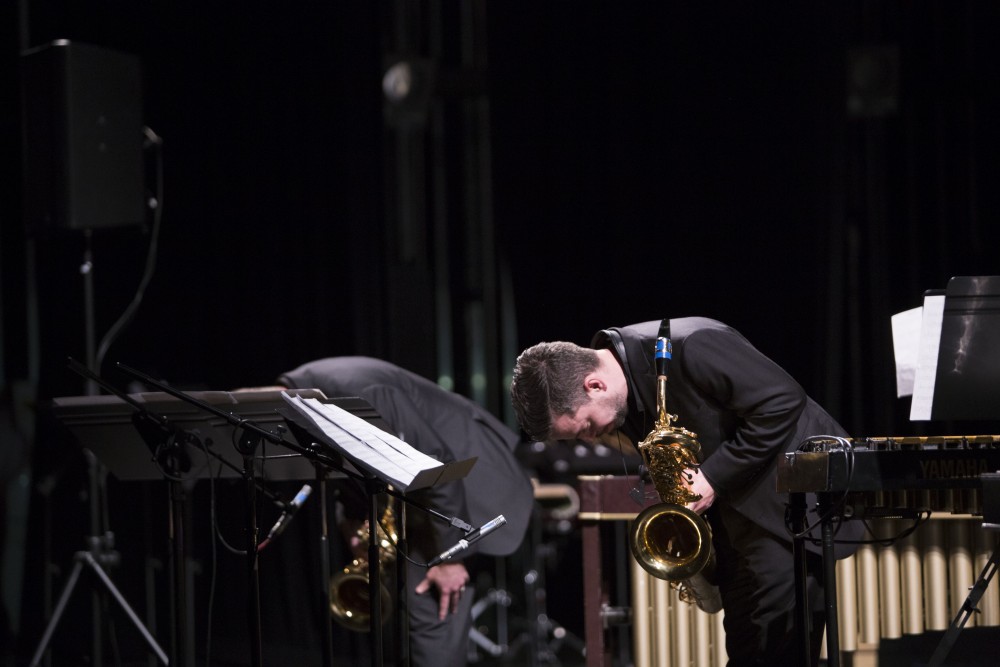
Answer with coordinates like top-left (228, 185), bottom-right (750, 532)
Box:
top-left (258, 484), bottom-right (312, 552)
top-left (427, 515), bottom-right (507, 567)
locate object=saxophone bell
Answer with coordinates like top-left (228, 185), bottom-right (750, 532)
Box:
top-left (630, 502), bottom-right (713, 582)
top-left (330, 504), bottom-right (397, 631)
top-left (328, 561), bottom-right (393, 632)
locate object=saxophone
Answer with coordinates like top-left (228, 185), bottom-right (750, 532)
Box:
top-left (329, 503), bottom-right (397, 631)
top-left (628, 337), bottom-right (722, 613)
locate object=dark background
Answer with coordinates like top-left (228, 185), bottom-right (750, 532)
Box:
top-left (2, 1), bottom-right (999, 665)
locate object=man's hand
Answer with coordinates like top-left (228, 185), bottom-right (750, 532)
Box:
top-left (684, 467), bottom-right (715, 515)
top-left (414, 562), bottom-right (470, 620)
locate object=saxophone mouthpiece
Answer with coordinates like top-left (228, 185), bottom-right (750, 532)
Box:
top-left (655, 337), bottom-right (671, 378)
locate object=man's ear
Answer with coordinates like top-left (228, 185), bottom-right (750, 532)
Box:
top-left (584, 374), bottom-right (606, 394)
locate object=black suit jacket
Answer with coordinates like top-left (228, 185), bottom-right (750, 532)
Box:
top-left (593, 317), bottom-right (862, 557)
top-left (278, 356), bottom-right (534, 559)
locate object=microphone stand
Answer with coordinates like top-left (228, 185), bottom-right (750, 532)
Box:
top-left (236, 424), bottom-right (264, 666)
top-left (395, 497), bottom-right (409, 667)
top-left (366, 476), bottom-right (386, 667)
top-left (128, 405), bottom-right (199, 667)
top-left (315, 463), bottom-right (335, 667)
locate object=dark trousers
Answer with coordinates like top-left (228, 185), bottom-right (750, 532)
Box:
top-left (713, 503), bottom-right (826, 667)
top-left (405, 557), bottom-right (475, 667)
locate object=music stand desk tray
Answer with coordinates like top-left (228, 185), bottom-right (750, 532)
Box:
top-left (51, 388), bottom-right (331, 481)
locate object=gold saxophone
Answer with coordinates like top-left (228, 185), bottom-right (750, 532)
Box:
top-left (628, 337), bottom-right (722, 613)
top-left (330, 503), bottom-right (397, 631)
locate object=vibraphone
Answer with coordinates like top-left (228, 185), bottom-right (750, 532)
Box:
top-left (577, 436), bottom-right (1000, 667)
top-left (778, 435), bottom-right (1000, 666)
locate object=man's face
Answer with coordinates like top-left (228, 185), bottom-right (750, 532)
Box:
top-left (549, 389), bottom-right (627, 443)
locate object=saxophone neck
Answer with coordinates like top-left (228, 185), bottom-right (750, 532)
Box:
top-left (655, 374), bottom-right (675, 429)
top-left (653, 336), bottom-right (675, 430)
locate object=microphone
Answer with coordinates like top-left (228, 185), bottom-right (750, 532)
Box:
top-left (427, 515), bottom-right (507, 567)
top-left (629, 464), bottom-right (648, 506)
top-left (266, 484), bottom-right (313, 540)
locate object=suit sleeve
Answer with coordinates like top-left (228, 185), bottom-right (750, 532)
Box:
top-left (680, 328), bottom-right (807, 496)
top-left (277, 363), bottom-right (325, 393)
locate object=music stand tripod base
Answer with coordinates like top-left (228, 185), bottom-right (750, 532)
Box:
top-left (29, 548), bottom-right (169, 666)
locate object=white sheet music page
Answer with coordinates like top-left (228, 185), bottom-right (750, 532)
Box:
top-left (909, 294), bottom-right (946, 421)
top-left (891, 306), bottom-right (923, 397)
top-left (281, 393), bottom-right (443, 490)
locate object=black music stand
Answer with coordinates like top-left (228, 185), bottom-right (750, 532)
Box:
top-left (104, 363), bottom-right (480, 667)
top-left (49, 387), bottom-right (329, 482)
top-left (43, 362), bottom-right (340, 667)
top-left (108, 363), bottom-right (356, 667)
top-left (276, 395), bottom-right (409, 667)
top-left (277, 393), bottom-right (478, 667)
top-left (912, 275), bottom-right (1000, 422)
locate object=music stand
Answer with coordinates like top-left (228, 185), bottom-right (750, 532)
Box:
top-left (105, 362), bottom-right (361, 667)
top-left (106, 363), bottom-right (481, 667)
top-left (910, 275), bottom-right (1000, 422)
top-left (50, 388), bottom-right (330, 482)
top-left (277, 392), bottom-right (478, 667)
top-left (40, 363), bottom-right (340, 667)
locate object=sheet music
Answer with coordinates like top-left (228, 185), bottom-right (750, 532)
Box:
top-left (909, 293), bottom-right (946, 421)
top-left (282, 393), bottom-right (446, 490)
top-left (891, 305), bottom-right (923, 397)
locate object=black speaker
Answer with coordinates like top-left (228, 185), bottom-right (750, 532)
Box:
top-left (21, 40), bottom-right (145, 235)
